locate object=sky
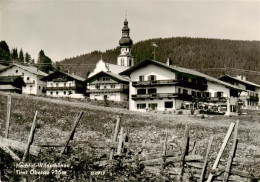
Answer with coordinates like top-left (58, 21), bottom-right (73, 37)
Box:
top-left (0, 0), bottom-right (260, 62)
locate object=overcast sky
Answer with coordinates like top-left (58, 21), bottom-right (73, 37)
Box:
top-left (0, 0), bottom-right (259, 62)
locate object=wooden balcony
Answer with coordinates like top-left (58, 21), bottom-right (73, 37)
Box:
top-left (131, 93), bottom-right (193, 101)
top-left (199, 97), bottom-right (227, 103)
top-left (86, 88), bottom-right (128, 93)
top-left (132, 79), bottom-right (207, 91)
top-left (46, 86), bottom-right (76, 91)
top-left (132, 80), bottom-right (178, 87)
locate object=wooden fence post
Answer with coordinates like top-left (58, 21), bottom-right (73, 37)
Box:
top-left (223, 120), bottom-right (239, 182)
top-left (179, 125), bottom-right (190, 182)
top-left (60, 111), bottom-right (84, 155)
top-left (117, 127), bottom-right (124, 155)
top-left (109, 116), bottom-right (121, 160)
top-left (22, 111), bottom-right (38, 162)
top-left (199, 136), bottom-right (214, 182)
top-left (161, 132), bottom-right (168, 172)
top-left (5, 95), bottom-right (11, 139)
top-left (206, 122), bottom-right (235, 182)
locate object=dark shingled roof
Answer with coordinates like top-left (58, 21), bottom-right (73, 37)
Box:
top-left (0, 76), bottom-right (26, 87)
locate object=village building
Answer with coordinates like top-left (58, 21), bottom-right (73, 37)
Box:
top-left (0, 76), bottom-right (26, 94)
top-left (86, 71), bottom-right (129, 101)
top-left (219, 75), bottom-right (260, 110)
top-left (41, 71), bottom-right (86, 98)
top-left (120, 59), bottom-right (244, 115)
top-left (0, 64), bottom-right (47, 95)
top-left (86, 18), bottom-right (134, 101)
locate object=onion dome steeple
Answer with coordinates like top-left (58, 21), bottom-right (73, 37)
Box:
top-left (119, 18), bottom-right (133, 47)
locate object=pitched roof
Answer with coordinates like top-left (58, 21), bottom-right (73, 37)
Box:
top-left (219, 75), bottom-right (260, 88)
top-left (105, 63), bottom-right (129, 74)
top-left (120, 59), bottom-right (243, 90)
top-left (0, 64), bottom-right (48, 76)
top-left (86, 71), bottom-right (130, 83)
top-left (41, 71), bottom-right (85, 82)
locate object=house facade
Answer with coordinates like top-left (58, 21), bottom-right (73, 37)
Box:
top-left (120, 59), bottom-right (243, 115)
top-left (86, 71), bottom-right (129, 101)
top-left (86, 18), bottom-right (133, 102)
top-left (41, 71), bottom-right (86, 98)
top-left (0, 76), bottom-right (26, 94)
top-left (0, 64), bottom-right (47, 95)
top-left (219, 75), bottom-right (260, 110)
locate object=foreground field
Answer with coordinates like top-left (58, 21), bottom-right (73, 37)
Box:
top-left (0, 92), bottom-right (259, 181)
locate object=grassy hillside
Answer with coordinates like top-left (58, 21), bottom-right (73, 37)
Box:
top-left (58, 37), bottom-right (260, 84)
top-left (0, 92), bottom-right (259, 181)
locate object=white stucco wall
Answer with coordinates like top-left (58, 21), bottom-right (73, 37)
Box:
top-left (0, 66), bottom-right (46, 95)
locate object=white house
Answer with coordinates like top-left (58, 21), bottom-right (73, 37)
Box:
top-left (120, 59), bottom-right (244, 115)
top-left (86, 18), bottom-right (134, 101)
top-left (219, 75), bottom-right (260, 110)
top-left (0, 64), bottom-right (47, 95)
top-left (41, 71), bottom-right (86, 98)
top-left (86, 71), bottom-right (129, 101)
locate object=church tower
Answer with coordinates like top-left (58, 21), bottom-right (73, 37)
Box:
top-left (117, 18), bottom-right (134, 67)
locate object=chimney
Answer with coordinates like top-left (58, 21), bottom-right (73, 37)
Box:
top-left (166, 58), bottom-right (172, 66)
top-left (236, 75), bottom-right (246, 81)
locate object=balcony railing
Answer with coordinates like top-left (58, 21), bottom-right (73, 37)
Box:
top-left (53, 78), bottom-right (68, 82)
top-left (199, 97), bottom-right (227, 103)
top-left (132, 80), bottom-right (178, 87)
top-left (131, 93), bottom-right (193, 101)
top-left (46, 86), bottom-right (76, 91)
top-left (86, 88), bottom-right (128, 93)
top-left (132, 79), bottom-right (207, 91)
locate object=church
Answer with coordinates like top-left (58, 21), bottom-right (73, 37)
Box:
top-left (86, 18), bottom-right (134, 101)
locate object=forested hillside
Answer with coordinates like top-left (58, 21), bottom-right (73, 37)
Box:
top-left (58, 37), bottom-right (260, 84)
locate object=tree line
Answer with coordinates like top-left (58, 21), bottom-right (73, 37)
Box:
top-left (58, 37), bottom-right (260, 84)
top-left (0, 40), bottom-right (53, 73)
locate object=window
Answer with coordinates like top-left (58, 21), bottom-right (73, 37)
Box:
top-left (183, 89), bottom-right (188, 95)
top-left (216, 92), bottom-right (223, 97)
top-left (56, 91), bottom-right (58, 95)
top-left (39, 86), bottom-right (41, 90)
top-left (203, 92), bottom-right (210, 97)
top-left (165, 102), bottom-right (173, 108)
top-left (148, 103), bottom-right (158, 110)
top-left (129, 59), bottom-right (132, 66)
top-left (104, 86), bottom-right (107, 89)
top-left (64, 83), bottom-right (66, 87)
top-left (197, 92), bottom-right (201, 98)
top-left (27, 77), bottom-right (30, 80)
top-left (111, 85), bottom-right (115, 88)
top-left (178, 88), bottom-right (181, 93)
top-left (56, 83), bottom-right (59, 87)
top-left (148, 88), bottom-right (157, 94)
top-left (148, 75), bottom-right (156, 81)
top-left (95, 85), bottom-right (100, 89)
top-left (121, 58), bottom-right (124, 66)
top-left (50, 91), bottom-right (53, 95)
top-left (50, 83), bottom-right (53, 87)
top-left (139, 75), bottom-right (144, 81)
top-left (64, 91), bottom-right (66, 95)
top-left (69, 83), bottom-right (71, 86)
top-left (16, 70), bottom-right (18, 73)
top-left (137, 103), bottom-right (146, 109)
top-left (192, 91), bottom-right (196, 96)
top-left (137, 89), bottom-right (146, 94)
